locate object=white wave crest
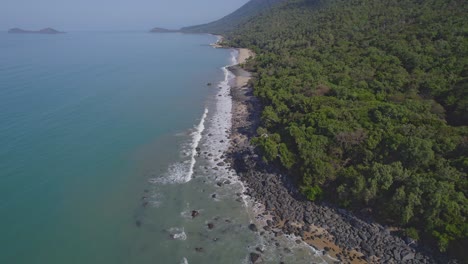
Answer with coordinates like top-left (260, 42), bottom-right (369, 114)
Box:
top-left (169, 227), bottom-right (187, 241)
top-left (149, 108), bottom-right (208, 184)
top-left (201, 51), bottom-right (236, 164)
top-left (187, 108), bottom-right (208, 182)
top-left (148, 161), bottom-right (190, 184)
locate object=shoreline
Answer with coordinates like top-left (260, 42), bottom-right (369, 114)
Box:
top-left (209, 34), bottom-right (225, 48)
top-left (227, 49), bottom-right (363, 263)
top-left (225, 47), bottom-right (438, 263)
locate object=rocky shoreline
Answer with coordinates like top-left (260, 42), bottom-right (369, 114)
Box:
top-left (226, 52), bottom-right (446, 264)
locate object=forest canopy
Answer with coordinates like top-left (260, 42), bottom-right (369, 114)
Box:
top-left (222, 0), bottom-right (468, 254)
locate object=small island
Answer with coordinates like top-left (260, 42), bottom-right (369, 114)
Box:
top-left (8, 28), bottom-right (65, 34)
top-left (149, 27), bottom-right (179, 33)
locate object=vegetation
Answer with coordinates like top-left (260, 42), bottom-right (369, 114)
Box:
top-left (220, 0), bottom-right (468, 255)
top-left (181, 0), bottom-right (286, 33)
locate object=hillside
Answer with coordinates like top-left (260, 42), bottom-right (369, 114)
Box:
top-left (220, 0), bottom-right (467, 258)
top-left (8, 28), bottom-right (64, 34)
top-left (149, 27), bottom-right (178, 33)
top-left (180, 0), bottom-right (286, 34)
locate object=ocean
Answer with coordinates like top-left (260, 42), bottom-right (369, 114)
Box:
top-left (0, 31), bottom-right (330, 264)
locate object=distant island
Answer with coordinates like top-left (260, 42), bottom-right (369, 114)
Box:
top-left (8, 28), bottom-right (65, 34)
top-left (149, 27), bottom-right (179, 33)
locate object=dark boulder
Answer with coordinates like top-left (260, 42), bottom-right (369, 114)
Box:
top-left (250, 252), bottom-right (261, 263)
top-left (248, 224), bottom-right (258, 232)
top-left (191, 210), bottom-right (200, 218)
top-left (402, 252), bottom-right (415, 261)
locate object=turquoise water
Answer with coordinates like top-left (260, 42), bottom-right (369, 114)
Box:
top-left (0, 31), bottom-right (329, 264)
top-left (0, 31), bottom-right (232, 263)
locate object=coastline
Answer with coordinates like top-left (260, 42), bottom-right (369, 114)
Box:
top-left (227, 49), bottom-right (363, 263)
top-left (210, 34), bottom-right (225, 48)
top-left (237, 48), bottom-right (254, 65)
top-left (225, 47), bottom-right (438, 263)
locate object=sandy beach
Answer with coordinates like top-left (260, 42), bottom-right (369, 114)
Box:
top-left (237, 48), bottom-right (254, 64)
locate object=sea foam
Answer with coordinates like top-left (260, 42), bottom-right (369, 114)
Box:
top-left (168, 227), bottom-right (187, 241)
top-left (149, 108), bottom-right (208, 184)
top-left (187, 108), bottom-right (208, 182)
top-left (201, 50), bottom-right (237, 165)
top-left (151, 50), bottom-right (237, 185)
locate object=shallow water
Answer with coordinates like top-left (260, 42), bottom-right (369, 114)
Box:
top-left (0, 31), bottom-right (332, 264)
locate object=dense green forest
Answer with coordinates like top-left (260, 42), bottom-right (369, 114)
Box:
top-left (222, 0), bottom-right (468, 255)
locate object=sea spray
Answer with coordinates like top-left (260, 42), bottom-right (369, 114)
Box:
top-left (151, 49), bottom-right (237, 185)
top-left (168, 227), bottom-right (187, 241)
top-left (201, 50), bottom-right (237, 164)
top-left (149, 108), bottom-right (208, 184)
top-left (187, 108), bottom-right (208, 182)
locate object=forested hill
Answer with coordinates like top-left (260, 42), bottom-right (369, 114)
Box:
top-left (180, 0), bottom-right (286, 33)
top-left (223, 0), bottom-right (468, 258)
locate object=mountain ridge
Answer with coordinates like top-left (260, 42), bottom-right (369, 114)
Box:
top-left (149, 27), bottom-right (179, 33)
top-left (180, 0), bottom-right (286, 34)
top-left (8, 28), bottom-right (65, 34)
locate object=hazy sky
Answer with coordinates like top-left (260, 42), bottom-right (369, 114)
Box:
top-left (1, 0), bottom-right (249, 31)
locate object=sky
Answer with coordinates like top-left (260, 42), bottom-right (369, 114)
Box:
top-left (1, 0), bottom-right (249, 31)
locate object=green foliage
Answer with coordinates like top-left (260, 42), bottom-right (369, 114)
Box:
top-left (223, 0), bottom-right (468, 255)
top-left (180, 0), bottom-right (286, 34)
top-left (302, 185), bottom-right (323, 201)
top-left (405, 227), bottom-right (420, 241)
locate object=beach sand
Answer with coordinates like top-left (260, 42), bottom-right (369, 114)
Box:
top-left (233, 48), bottom-right (255, 88)
top-left (237, 48), bottom-right (254, 65)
